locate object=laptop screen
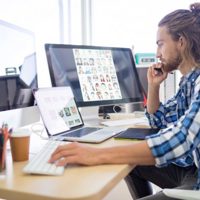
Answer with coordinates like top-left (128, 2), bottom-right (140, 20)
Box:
top-left (34, 87), bottom-right (84, 136)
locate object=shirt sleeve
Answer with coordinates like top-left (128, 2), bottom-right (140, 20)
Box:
top-left (146, 95), bottom-right (200, 167)
top-left (145, 96), bottom-right (179, 129)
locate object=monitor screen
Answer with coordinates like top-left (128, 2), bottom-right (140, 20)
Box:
top-left (45, 44), bottom-right (144, 107)
top-left (0, 53), bottom-right (38, 111)
top-left (0, 20), bottom-right (39, 128)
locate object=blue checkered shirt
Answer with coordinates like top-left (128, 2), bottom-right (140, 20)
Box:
top-left (145, 68), bottom-right (200, 189)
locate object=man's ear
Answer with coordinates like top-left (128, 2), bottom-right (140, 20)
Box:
top-left (178, 35), bottom-right (186, 48)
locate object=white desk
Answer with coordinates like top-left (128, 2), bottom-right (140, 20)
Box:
top-left (0, 117), bottom-right (138, 200)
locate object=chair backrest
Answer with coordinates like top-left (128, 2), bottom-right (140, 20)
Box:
top-left (163, 188), bottom-right (200, 200)
top-left (5, 67), bottom-right (17, 75)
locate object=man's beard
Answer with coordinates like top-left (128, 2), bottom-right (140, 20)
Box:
top-left (162, 54), bottom-right (182, 73)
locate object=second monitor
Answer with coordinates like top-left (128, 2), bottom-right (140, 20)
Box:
top-left (45, 44), bottom-right (144, 115)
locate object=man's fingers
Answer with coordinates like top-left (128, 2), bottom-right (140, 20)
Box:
top-left (49, 142), bottom-right (80, 163)
top-left (56, 155), bottom-right (79, 166)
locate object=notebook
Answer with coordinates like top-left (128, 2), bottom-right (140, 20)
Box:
top-left (114, 128), bottom-right (160, 140)
top-left (34, 86), bottom-right (126, 143)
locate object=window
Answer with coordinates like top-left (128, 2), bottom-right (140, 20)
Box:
top-left (91, 0), bottom-right (195, 52)
top-left (0, 0), bottom-right (60, 86)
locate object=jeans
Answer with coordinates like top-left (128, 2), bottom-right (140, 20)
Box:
top-left (125, 164), bottom-right (197, 200)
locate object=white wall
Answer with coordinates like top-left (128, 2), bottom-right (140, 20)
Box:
top-left (0, 0), bottom-right (61, 87)
top-left (91, 0), bottom-right (195, 52)
top-left (0, 0), bottom-right (194, 88)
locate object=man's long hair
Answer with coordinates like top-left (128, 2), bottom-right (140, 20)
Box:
top-left (158, 3), bottom-right (200, 65)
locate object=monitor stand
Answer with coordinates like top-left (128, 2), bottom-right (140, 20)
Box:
top-left (98, 102), bottom-right (144, 116)
top-left (122, 102), bottom-right (144, 113)
top-left (78, 106), bottom-right (100, 126)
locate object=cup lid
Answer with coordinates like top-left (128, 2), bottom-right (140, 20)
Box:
top-left (11, 128), bottom-right (31, 137)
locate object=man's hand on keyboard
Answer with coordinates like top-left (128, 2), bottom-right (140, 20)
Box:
top-left (49, 142), bottom-right (103, 166)
top-left (48, 140), bottom-right (154, 167)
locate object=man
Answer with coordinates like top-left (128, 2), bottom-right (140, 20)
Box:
top-left (49, 3), bottom-right (200, 199)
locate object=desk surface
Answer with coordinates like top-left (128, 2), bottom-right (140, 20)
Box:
top-left (0, 136), bottom-right (135, 200)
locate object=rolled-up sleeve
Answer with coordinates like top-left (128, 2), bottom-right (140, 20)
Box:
top-left (145, 95), bottom-right (180, 129)
top-left (146, 98), bottom-right (200, 167)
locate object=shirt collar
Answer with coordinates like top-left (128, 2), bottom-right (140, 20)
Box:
top-left (179, 67), bottom-right (200, 86)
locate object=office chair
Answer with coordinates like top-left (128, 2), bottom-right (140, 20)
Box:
top-left (163, 188), bottom-right (200, 200)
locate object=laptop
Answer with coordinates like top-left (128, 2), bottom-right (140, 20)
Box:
top-left (34, 86), bottom-right (126, 143)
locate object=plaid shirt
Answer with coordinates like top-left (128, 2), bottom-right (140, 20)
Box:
top-left (145, 68), bottom-right (200, 189)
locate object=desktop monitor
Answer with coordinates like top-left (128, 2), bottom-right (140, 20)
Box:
top-left (0, 20), bottom-right (40, 128)
top-left (45, 44), bottom-right (144, 117)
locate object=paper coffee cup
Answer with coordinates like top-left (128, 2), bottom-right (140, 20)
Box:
top-left (10, 128), bottom-right (31, 162)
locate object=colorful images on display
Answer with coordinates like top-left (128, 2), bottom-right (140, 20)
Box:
top-left (73, 49), bottom-right (122, 102)
top-left (58, 99), bottom-right (82, 128)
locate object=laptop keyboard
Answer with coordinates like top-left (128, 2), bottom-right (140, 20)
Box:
top-left (60, 126), bottom-right (127, 142)
top-left (80, 127), bottom-right (127, 140)
top-left (63, 127), bottom-right (101, 137)
top-left (23, 140), bottom-right (65, 175)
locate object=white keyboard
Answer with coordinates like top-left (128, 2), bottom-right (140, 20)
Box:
top-left (23, 140), bottom-right (65, 175)
top-left (100, 117), bottom-right (148, 127)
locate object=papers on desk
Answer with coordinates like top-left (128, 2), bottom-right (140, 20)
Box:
top-left (100, 117), bottom-right (149, 127)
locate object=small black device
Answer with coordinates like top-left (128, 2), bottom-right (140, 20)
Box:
top-left (154, 67), bottom-right (163, 74)
top-left (114, 127), bottom-right (160, 140)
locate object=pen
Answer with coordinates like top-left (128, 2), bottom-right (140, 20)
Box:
top-left (0, 128), bottom-right (4, 149)
top-left (1, 123), bottom-right (11, 170)
top-left (2, 124), bottom-right (9, 141)
top-left (0, 132), bottom-right (3, 150)
top-left (0, 128), bottom-right (2, 145)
